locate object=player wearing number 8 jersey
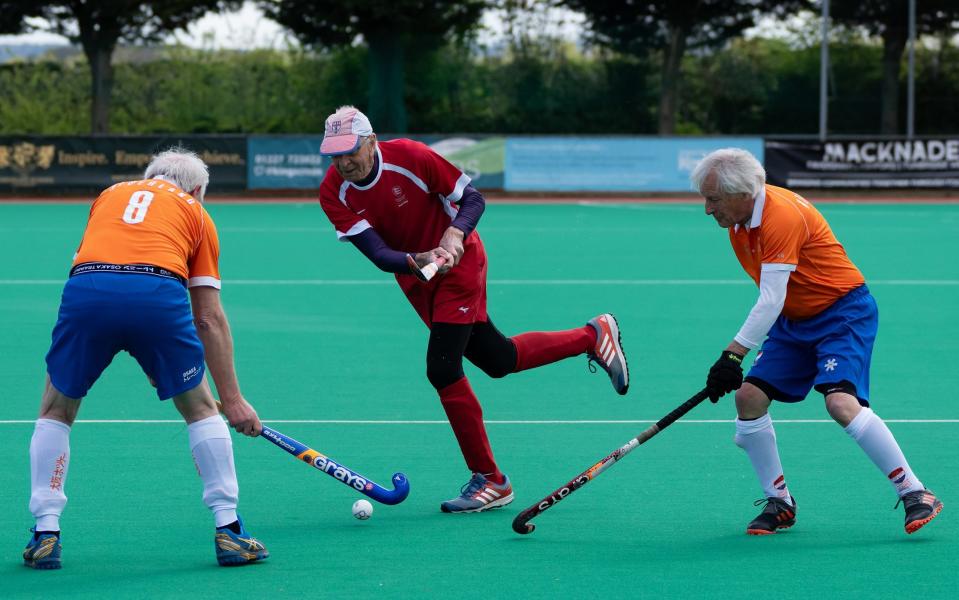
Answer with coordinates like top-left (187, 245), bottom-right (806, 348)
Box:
top-left (24, 148), bottom-right (268, 570)
top-left (317, 106), bottom-right (630, 513)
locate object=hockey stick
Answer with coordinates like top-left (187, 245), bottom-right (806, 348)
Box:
top-left (260, 426), bottom-right (411, 505)
top-left (214, 402), bottom-right (411, 505)
top-left (407, 254), bottom-right (447, 282)
top-left (512, 388), bottom-right (710, 534)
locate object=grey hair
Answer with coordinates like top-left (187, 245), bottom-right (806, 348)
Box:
top-left (690, 148), bottom-right (765, 197)
top-left (144, 147), bottom-right (209, 199)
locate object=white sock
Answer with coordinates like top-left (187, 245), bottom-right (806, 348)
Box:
top-left (735, 414), bottom-right (793, 505)
top-left (188, 415), bottom-right (239, 528)
top-left (844, 407), bottom-right (923, 496)
top-left (29, 418), bottom-right (72, 532)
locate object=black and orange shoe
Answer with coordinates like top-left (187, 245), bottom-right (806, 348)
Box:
top-left (897, 489), bottom-right (943, 534)
top-left (746, 496), bottom-right (797, 535)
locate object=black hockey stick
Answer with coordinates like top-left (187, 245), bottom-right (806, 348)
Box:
top-left (512, 388), bottom-right (710, 534)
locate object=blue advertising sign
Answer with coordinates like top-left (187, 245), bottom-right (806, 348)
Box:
top-left (504, 137), bottom-right (764, 192)
top-left (248, 135), bottom-right (504, 190)
top-left (248, 136), bottom-right (327, 189)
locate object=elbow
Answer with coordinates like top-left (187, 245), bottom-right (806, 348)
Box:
top-left (193, 310), bottom-right (226, 334)
top-left (769, 298), bottom-right (787, 315)
top-left (374, 260), bottom-right (395, 274)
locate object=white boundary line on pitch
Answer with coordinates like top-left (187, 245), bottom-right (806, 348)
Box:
top-left (2, 279), bottom-right (958, 286)
top-left (0, 419), bottom-right (956, 425)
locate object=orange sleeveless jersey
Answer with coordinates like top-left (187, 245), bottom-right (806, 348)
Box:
top-left (72, 179), bottom-right (221, 287)
top-left (729, 185), bottom-right (864, 320)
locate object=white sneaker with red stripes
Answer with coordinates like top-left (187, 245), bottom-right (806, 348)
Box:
top-left (587, 313), bottom-right (630, 395)
top-left (440, 473), bottom-right (514, 513)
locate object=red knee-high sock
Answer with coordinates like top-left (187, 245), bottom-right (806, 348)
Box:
top-left (511, 325), bottom-right (596, 373)
top-left (439, 377), bottom-right (502, 482)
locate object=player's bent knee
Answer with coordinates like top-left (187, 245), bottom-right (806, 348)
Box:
top-left (474, 359), bottom-right (513, 379)
top-left (426, 360), bottom-right (464, 391)
top-left (734, 382), bottom-right (771, 419)
top-left (820, 384), bottom-right (862, 425)
top-left (39, 380), bottom-right (82, 425)
top-left (172, 380), bottom-right (220, 422)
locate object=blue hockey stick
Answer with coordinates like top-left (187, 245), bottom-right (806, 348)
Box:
top-left (260, 425), bottom-right (410, 505)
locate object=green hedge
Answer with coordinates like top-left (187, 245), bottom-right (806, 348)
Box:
top-left (1, 39), bottom-right (957, 135)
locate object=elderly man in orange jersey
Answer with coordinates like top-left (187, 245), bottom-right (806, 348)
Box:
top-left (23, 148), bottom-right (268, 569)
top-left (692, 148), bottom-right (942, 536)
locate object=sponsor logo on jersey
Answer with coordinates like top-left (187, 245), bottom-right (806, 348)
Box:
top-left (392, 185), bottom-right (408, 207)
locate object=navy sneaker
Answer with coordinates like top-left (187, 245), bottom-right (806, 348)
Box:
top-left (441, 473), bottom-right (514, 513)
top-left (746, 497), bottom-right (797, 535)
top-left (587, 314), bottom-right (629, 395)
top-left (215, 516), bottom-right (268, 566)
top-left (897, 489), bottom-right (943, 534)
top-left (23, 528), bottom-right (61, 570)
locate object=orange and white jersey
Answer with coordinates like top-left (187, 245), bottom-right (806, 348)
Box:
top-left (72, 178), bottom-right (221, 288)
top-left (729, 185), bottom-right (864, 320)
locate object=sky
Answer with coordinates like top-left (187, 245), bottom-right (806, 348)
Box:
top-left (0, 1), bottom-right (587, 50)
top-left (2, 3), bottom-right (949, 52)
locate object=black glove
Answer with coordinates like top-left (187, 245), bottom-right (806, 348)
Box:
top-left (706, 351), bottom-right (745, 403)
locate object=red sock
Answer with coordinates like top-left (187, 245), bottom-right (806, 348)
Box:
top-left (438, 377), bottom-right (501, 479)
top-left (511, 325), bottom-right (596, 373)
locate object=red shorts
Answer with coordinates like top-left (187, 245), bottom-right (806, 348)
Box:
top-left (396, 232), bottom-right (488, 326)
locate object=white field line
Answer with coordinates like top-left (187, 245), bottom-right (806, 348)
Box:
top-left (0, 419), bottom-right (955, 425)
top-left (2, 279), bottom-right (958, 286)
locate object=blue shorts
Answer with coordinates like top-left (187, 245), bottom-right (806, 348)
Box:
top-left (46, 272), bottom-right (206, 400)
top-left (746, 285), bottom-right (876, 406)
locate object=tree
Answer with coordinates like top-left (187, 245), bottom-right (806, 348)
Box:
top-left (260, 0), bottom-right (487, 133)
top-left (0, 1), bottom-right (238, 134)
top-left (561, 0), bottom-right (811, 134)
top-left (829, 0), bottom-right (959, 134)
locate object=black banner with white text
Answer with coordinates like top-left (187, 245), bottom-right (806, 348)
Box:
top-left (0, 136), bottom-right (246, 193)
top-left (765, 138), bottom-right (959, 189)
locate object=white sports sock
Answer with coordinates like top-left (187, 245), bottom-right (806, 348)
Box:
top-left (735, 414), bottom-right (793, 505)
top-left (188, 415), bottom-right (239, 528)
top-left (29, 418), bottom-right (72, 532)
top-left (844, 407), bottom-right (923, 496)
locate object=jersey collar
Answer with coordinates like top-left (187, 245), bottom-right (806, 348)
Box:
top-left (734, 185), bottom-right (766, 232)
top-left (349, 146), bottom-right (384, 191)
top-left (148, 175), bottom-right (179, 191)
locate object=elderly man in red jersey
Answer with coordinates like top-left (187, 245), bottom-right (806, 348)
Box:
top-left (317, 105), bottom-right (629, 513)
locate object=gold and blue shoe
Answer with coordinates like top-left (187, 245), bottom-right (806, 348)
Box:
top-left (23, 527), bottom-right (61, 570)
top-left (215, 516), bottom-right (268, 566)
